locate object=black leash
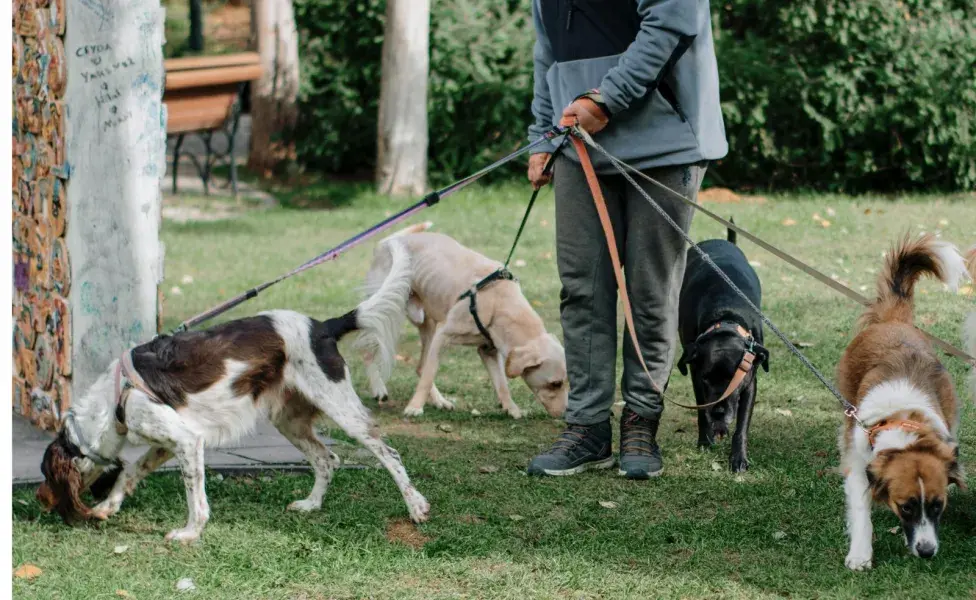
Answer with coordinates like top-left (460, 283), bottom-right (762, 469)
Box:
top-left (169, 127), bottom-right (568, 335)
top-left (458, 137), bottom-right (568, 349)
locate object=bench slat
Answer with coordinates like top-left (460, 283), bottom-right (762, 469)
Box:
top-left (164, 52), bottom-right (261, 73)
top-left (165, 63), bottom-right (263, 91)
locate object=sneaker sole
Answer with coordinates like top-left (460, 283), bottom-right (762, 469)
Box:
top-left (618, 467), bottom-right (663, 479)
top-left (537, 456), bottom-right (616, 477)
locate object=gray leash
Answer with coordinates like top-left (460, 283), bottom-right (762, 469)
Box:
top-left (573, 128), bottom-right (868, 431)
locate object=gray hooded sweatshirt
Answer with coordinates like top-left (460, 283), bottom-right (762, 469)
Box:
top-left (528, 0), bottom-right (728, 173)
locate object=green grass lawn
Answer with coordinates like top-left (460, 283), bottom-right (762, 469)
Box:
top-left (13, 184), bottom-right (976, 599)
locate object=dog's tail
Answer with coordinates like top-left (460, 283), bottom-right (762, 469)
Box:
top-left (379, 221), bottom-right (432, 244)
top-left (860, 233), bottom-right (966, 328)
top-left (316, 240), bottom-right (411, 383)
top-left (727, 217), bottom-right (737, 245)
top-left (349, 239), bottom-right (412, 383)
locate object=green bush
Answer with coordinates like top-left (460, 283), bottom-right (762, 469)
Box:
top-left (293, 0), bottom-right (976, 192)
top-left (715, 0), bottom-right (976, 192)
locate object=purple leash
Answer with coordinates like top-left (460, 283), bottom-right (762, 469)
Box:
top-left (171, 127), bottom-right (567, 334)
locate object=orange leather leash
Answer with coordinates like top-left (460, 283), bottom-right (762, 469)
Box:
top-left (560, 119), bottom-right (733, 410)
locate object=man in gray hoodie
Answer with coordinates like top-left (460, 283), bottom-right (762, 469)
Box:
top-left (526, 0), bottom-right (727, 479)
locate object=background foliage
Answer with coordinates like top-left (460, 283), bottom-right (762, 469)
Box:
top-left (293, 0), bottom-right (976, 192)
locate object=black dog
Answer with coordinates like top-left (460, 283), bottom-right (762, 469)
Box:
top-left (676, 225), bottom-right (768, 472)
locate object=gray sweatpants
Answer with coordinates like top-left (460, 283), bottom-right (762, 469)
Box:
top-left (554, 155), bottom-right (706, 425)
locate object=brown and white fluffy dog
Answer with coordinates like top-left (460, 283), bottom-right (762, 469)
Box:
top-left (361, 223), bottom-right (568, 419)
top-left (36, 240), bottom-right (429, 542)
top-left (837, 233), bottom-right (967, 570)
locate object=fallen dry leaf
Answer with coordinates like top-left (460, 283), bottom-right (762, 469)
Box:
top-left (170, 286), bottom-right (182, 296)
top-left (437, 424), bottom-right (453, 433)
top-left (814, 450), bottom-right (829, 458)
top-left (889, 526), bottom-right (900, 535)
top-left (826, 207), bottom-right (836, 217)
top-left (938, 219), bottom-right (949, 227)
top-left (514, 259), bottom-right (527, 268)
top-left (781, 218), bottom-right (797, 226)
top-left (509, 515), bottom-right (525, 522)
top-left (116, 591), bottom-right (132, 598)
top-left (711, 461), bottom-right (722, 472)
top-left (478, 465), bottom-right (499, 474)
top-left (748, 260), bottom-right (761, 268)
top-left (113, 545), bottom-right (129, 555)
top-left (599, 501), bottom-right (619, 509)
top-left (13, 564), bottom-right (42, 580)
top-left (470, 409), bottom-right (482, 416)
top-left (775, 409), bottom-right (793, 417)
top-left (794, 341), bottom-right (815, 348)
top-left (772, 531), bottom-right (788, 541)
top-left (820, 219), bottom-right (832, 228)
top-left (181, 274), bottom-right (194, 285)
top-left (532, 300), bottom-right (543, 307)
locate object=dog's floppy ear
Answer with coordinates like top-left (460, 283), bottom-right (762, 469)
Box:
top-left (676, 346), bottom-right (697, 376)
top-left (866, 452), bottom-right (893, 502)
top-left (948, 444), bottom-right (967, 490)
top-left (505, 342), bottom-right (544, 378)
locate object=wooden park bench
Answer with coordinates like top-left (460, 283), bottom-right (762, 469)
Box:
top-left (164, 52), bottom-right (262, 196)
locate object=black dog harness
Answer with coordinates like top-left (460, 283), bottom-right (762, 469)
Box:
top-left (457, 268), bottom-right (517, 350)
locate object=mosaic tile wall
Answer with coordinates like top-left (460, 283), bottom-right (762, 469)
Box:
top-left (12, 0), bottom-right (70, 430)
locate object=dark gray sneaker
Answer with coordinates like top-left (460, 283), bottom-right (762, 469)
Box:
top-left (526, 420), bottom-right (614, 476)
top-left (618, 407), bottom-right (663, 479)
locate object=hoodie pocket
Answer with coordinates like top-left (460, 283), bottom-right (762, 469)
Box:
top-left (658, 80), bottom-right (687, 123)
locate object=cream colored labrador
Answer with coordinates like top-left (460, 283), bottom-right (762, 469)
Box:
top-left (359, 222), bottom-right (568, 419)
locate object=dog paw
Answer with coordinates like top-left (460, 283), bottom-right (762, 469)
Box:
top-left (165, 528), bottom-right (202, 544)
top-left (91, 500), bottom-right (119, 520)
top-left (729, 455), bottom-right (749, 473)
top-left (403, 405), bottom-right (425, 417)
top-left (287, 499), bottom-right (322, 513)
top-left (406, 491), bottom-right (431, 524)
top-left (430, 394), bottom-right (456, 411)
top-left (844, 552), bottom-right (873, 571)
top-left (505, 405), bottom-right (523, 419)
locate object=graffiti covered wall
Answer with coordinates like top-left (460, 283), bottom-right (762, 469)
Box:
top-left (65, 0), bottom-right (167, 397)
top-left (12, 0), bottom-right (166, 429)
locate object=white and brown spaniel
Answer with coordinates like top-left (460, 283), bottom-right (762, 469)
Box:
top-left (837, 233), bottom-right (967, 570)
top-left (37, 239), bottom-right (429, 542)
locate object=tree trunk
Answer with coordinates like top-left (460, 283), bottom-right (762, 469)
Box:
top-left (376, 0), bottom-right (430, 197)
top-left (248, 0), bottom-right (300, 175)
top-left (188, 0), bottom-right (204, 52)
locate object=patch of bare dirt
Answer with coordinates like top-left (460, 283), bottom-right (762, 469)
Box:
top-left (382, 420), bottom-right (462, 441)
top-left (699, 187), bottom-right (767, 205)
top-left (385, 518), bottom-right (431, 550)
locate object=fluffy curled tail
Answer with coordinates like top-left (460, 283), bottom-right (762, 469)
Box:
top-left (860, 233), bottom-right (966, 327)
top-left (350, 239), bottom-right (412, 383)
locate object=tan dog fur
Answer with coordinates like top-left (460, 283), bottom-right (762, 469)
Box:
top-left (360, 223), bottom-right (568, 419)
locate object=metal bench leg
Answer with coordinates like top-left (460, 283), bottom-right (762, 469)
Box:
top-left (172, 134), bottom-right (185, 194)
top-left (202, 132), bottom-right (212, 196)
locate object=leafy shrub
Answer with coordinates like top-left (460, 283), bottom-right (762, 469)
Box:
top-left (715, 0), bottom-right (976, 192)
top-left (294, 0), bottom-right (976, 191)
